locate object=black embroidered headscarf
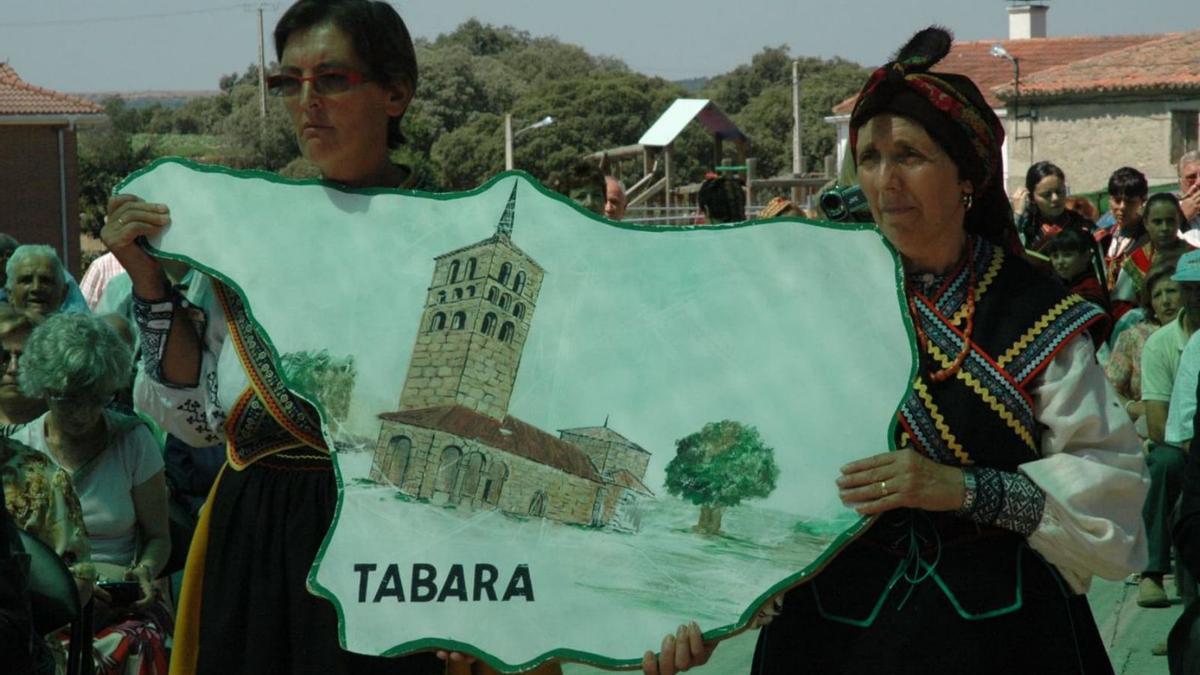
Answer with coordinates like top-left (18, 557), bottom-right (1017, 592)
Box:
top-left (849, 27), bottom-right (1016, 250)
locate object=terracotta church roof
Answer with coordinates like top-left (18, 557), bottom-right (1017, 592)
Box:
top-left (831, 34), bottom-right (1161, 115)
top-left (380, 405), bottom-right (602, 482)
top-left (998, 31), bottom-right (1200, 100)
top-left (0, 64), bottom-right (104, 116)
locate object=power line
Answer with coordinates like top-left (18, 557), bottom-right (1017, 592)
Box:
top-left (0, 4), bottom-right (253, 28)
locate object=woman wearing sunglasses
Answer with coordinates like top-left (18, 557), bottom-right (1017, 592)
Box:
top-left (98, 1), bottom-right (444, 673)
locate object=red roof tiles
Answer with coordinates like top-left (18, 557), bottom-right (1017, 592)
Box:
top-left (1000, 31), bottom-right (1200, 100)
top-left (380, 405), bottom-right (603, 482)
top-left (0, 63), bottom-right (104, 117)
top-left (831, 34), bottom-right (1161, 115)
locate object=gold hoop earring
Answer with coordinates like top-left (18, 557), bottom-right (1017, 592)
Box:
top-left (962, 193), bottom-right (974, 210)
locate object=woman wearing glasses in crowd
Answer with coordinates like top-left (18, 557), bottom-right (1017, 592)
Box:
top-left (99, 1), bottom-right (445, 673)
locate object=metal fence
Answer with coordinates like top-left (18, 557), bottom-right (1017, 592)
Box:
top-left (623, 205), bottom-right (783, 226)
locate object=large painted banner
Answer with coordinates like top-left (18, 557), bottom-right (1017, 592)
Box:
top-left (118, 159), bottom-right (915, 671)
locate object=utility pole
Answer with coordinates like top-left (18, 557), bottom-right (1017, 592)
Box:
top-left (791, 60), bottom-right (802, 176)
top-left (257, 6), bottom-right (267, 121)
top-left (246, 4), bottom-right (280, 125)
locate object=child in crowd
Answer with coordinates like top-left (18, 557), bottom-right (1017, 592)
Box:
top-left (1045, 227), bottom-right (1112, 346)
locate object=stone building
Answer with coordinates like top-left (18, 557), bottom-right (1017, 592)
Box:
top-left (0, 63), bottom-right (104, 275)
top-left (371, 185), bottom-right (653, 529)
top-left (995, 31), bottom-right (1200, 192)
top-left (824, 3), bottom-right (1171, 194)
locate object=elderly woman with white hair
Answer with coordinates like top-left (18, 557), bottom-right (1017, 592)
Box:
top-left (13, 313), bottom-right (172, 675)
top-left (2, 244), bottom-right (90, 317)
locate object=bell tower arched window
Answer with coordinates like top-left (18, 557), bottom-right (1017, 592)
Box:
top-left (513, 271), bottom-right (526, 295)
top-left (448, 260), bottom-right (461, 283)
top-left (451, 312), bottom-right (467, 330)
top-left (481, 312), bottom-right (498, 336)
top-left (498, 262), bottom-right (512, 285)
top-left (431, 313), bottom-right (446, 331)
top-left (498, 322), bottom-right (515, 343)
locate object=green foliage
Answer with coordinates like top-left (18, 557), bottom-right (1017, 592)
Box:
top-left (220, 63), bottom-right (264, 93)
top-left (173, 95), bottom-right (233, 135)
top-left (707, 49), bottom-right (869, 177)
top-left (218, 84), bottom-right (298, 170)
top-left (77, 124), bottom-right (159, 237)
top-left (433, 19), bottom-right (530, 56)
top-left (281, 349), bottom-right (358, 423)
top-left (75, 22), bottom-right (869, 196)
top-left (664, 420), bottom-right (779, 509)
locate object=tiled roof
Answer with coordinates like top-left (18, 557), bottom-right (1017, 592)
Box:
top-left (380, 404), bottom-right (602, 482)
top-left (998, 31), bottom-right (1200, 100)
top-left (831, 34), bottom-right (1161, 115)
top-left (559, 425), bottom-right (649, 454)
top-left (0, 64), bottom-right (104, 116)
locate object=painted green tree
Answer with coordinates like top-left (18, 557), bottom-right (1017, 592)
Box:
top-left (664, 420), bottom-right (779, 535)
top-left (281, 350), bottom-right (358, 425)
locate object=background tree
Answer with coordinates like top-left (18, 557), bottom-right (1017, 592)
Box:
top-left (664, 420), bottom-right (779, 534)
top-left (219, 83), bottom-right (298, 170)
top-left (75, 22), bottom-right (870, 207)
top-left (77, 110), bottom-right (158, 238)
top-left (705, 49), bottom-right (868, 177)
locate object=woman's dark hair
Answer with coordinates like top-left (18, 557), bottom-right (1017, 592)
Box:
top-left (1144, 192), bottom-right (1187, 230)
top-left (1107, 166), bottom-right (1148, 200)
top-left (1041, 226), bottom-right (1092, 256)
top-left (698, 176), bottom-right (746, 223)
top-left (1021, 160), bottom-right (1067, 242)
top-left (1140, 252), bottom-right (1183, 324)
top-left (274, 0), bottom-right (417, 148)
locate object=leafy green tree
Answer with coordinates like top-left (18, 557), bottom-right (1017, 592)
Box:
top-left (281, 349), bottom-right (358, 425)
top-left (220, 63), bottom-right (263, 93)
top-left (664, 420), bottom-right (779, 534)
top-left (701, 46), bottom-right (793, 115)
top-left (100, 97), bottom-right (148, 135)
top-left (706, 51), bottom-right (868, 178)
top-left (172, 95), bottom-right (232, 135)
top-left (219, 84), bottom-right (298, 170)
top-left (412, 46), bottom-right (496, 136)
top-left (77, 124), bottom-right (158, 237)
top-left (432, 19), bottom-right (530, 56)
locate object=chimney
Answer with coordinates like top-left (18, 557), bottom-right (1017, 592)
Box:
top-left (1008, 1), bottom-right (1049, 40)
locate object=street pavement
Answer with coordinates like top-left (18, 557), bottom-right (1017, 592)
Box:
top-left (562, 576), bottom-right (1185, 674)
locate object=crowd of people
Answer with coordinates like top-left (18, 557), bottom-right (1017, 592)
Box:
top-left (4, 3), bottom-right (1200, 674)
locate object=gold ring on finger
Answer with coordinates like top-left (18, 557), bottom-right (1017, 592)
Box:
top-left (879, 480), bottom-right (888, 497)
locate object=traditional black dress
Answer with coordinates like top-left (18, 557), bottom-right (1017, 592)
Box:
top-left (753, 235), bottom-right (1118, 674)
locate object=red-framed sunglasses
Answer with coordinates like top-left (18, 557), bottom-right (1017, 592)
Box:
top-left (266, 69), bottom-right (370, 97)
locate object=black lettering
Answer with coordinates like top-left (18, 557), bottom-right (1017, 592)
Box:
top-left (502, 564), bottom-right (534, 602)
top-left (354, 563), bottom-right (377, 603)
top-left (437, 564), bottom-right (467, 602)
top-left (412, 563), bottom-right (438, 602)
top-left (373, 563), bottom-right (405, 602)
top-left (473, 564), bottom-right (499, 601)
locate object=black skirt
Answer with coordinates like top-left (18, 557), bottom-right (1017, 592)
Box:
top-left (751, 523), bottom-right (1114, 675)
top-left (191, 450), bottom-right (443, 675)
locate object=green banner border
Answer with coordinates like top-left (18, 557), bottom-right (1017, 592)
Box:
top-left (114, 156), bottom-right (919, 672)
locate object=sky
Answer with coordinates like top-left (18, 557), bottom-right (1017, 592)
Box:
top-left (0, 0), bottom-right (1196, 94)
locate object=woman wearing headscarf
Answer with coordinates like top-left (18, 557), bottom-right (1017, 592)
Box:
top-left (646, 27), bottom-right (1147, 675)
